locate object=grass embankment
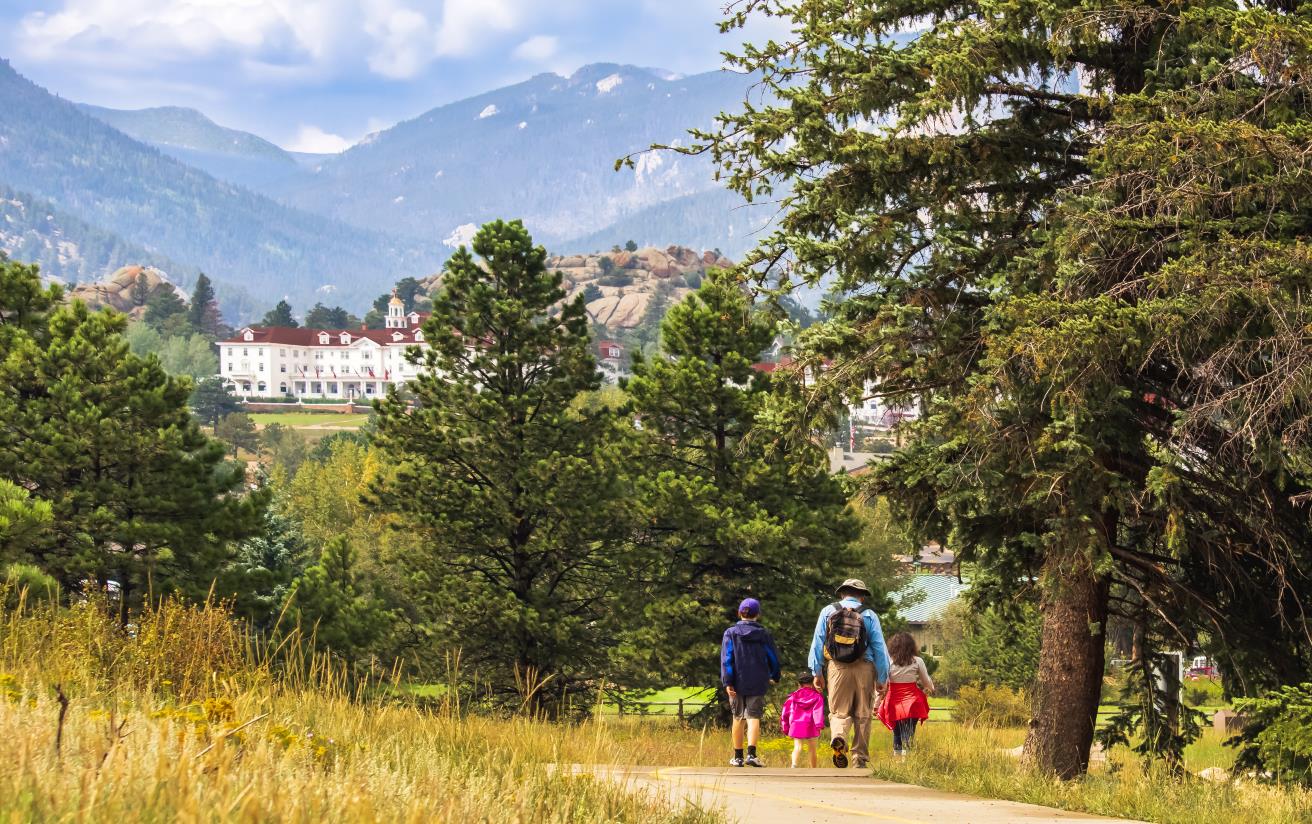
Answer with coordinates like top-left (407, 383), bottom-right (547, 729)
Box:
top-left (0, 596), bottom-right (719, 824)
top-left (248, 413), bottom-right (371, 429)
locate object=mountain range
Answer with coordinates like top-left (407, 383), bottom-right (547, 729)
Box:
top-left (0, 59), bottom-right (763, 321)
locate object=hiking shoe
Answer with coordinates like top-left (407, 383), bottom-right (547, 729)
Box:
top-left (729, 756), bottom-right (745, 767)
top-left (831, 736), bottom-right (849, 768)
top-left (745, 754), bottom-right (765, 768)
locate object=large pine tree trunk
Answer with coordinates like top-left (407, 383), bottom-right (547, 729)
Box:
top-left (1023, 550), bottom-right (1110, 779)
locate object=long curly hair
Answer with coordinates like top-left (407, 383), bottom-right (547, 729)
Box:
top-left (888, 632), bottom-right (919, 667)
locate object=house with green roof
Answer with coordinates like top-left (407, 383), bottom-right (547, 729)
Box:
top-left (898, 573), bottom-right (970, 656)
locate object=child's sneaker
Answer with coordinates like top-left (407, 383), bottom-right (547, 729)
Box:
top-left (729, 756), bottom-right (745, 767)
top-left (830, 736), bottom-right (849, 768)
top-left (745, 754), bottom-right (765, 768)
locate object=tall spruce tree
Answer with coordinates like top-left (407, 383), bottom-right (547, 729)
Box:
top-left (0, 257), bottom-right (265, 618)
top-left (621, 269), bottom-right (859, 694)
top-left (371, 219), bottom-right (638, 709)
top-left (672, 0), bottom-right (1311, 776)
top-left (187, 272), bottom-right (221, 337)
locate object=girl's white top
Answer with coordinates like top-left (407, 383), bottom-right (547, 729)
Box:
top-left (888, 656), bottom-right (934, 691)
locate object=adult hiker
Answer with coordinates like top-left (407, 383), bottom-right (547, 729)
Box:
top-left (808, 578), bottom-right (890, 768)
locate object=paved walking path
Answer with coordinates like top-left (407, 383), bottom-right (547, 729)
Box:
top-left (592, 766), bottom-right (1147, 824)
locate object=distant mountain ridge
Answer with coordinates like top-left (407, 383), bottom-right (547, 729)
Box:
top-left (266, 63), bottom-right (763, 256)
top-left (0, 59), bottom-right (768, 321)
top-left (0, 59), bottom-right (435, 310)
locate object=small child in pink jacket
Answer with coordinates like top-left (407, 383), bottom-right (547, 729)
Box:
top-left (780, 672), bottom-right (825, 768)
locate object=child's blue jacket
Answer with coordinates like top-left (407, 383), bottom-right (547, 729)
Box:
top-left (720, 619), bottom-right (781, 696)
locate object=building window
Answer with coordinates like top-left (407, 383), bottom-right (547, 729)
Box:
top-left (279, 383), bottom-right (288, 394)
top-left (227, 363), bottom-right (233, 372)
top-left (258, 348), bottom-right (264, 356)
top-left (259, 363), bottom-right (264, 372)
top-left (280, 364), bottom-right (287, 372)
top-left (279, 349), bottom-right (285, 356)
top-left (341, 351), bottom-right (349, 360)
top-left (242, 382), bottom-right (252, 392)
top-left (257, 381), bottom-right (267, 393)
top-left (327, 382), bottom-right (338, 394)
top-left (243, 348), bottom-right (248, 356)
top-left (311, 382), bottom-right (322, 394)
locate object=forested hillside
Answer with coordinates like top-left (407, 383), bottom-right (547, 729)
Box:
top-left (78, 104), bottom-right (312, 191)
top-left (0, 60), bottom-right (436, 309)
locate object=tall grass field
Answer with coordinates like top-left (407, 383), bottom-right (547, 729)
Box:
top-left (4, 589), bottom-right (1311, 823)
top-left (0, 593), bottom-right (720, 823)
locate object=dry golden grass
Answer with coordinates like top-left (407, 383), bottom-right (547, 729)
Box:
top-left (0, 594), bottom-right (721, 824)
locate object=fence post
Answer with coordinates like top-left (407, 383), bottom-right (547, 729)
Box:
top-left (678, 698), bottom-right (684, 721)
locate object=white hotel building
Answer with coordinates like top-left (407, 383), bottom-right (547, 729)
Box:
top-left (218, 295), bottom-right (430, 400)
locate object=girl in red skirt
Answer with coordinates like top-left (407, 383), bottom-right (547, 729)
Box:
top-left (876, 632), bottom-right (935, 755)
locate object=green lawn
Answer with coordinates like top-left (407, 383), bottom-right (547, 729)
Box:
top-left (249, 412), bottom-right (371, 428)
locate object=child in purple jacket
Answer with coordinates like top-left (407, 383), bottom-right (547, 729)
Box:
top-left (780, 672), bottom-right (826, 768)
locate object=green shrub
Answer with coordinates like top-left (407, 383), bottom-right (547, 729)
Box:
top-left (954, 684), bottom-right (1030, 727)
top-left (2, 564), bottom-right (58, 611)
top-left (1231, 682), bottom-right (1312, 785)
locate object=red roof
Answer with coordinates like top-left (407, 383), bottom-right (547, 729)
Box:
top-left (220, 326), bottom-right (426, 346)
top-left (751, 356), bottom-right (795, 373)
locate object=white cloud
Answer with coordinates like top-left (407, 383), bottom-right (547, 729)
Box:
top-left (15, 0), bottom-right (455, 81)
top-left (433, 0), bottom-right (528, 57)
top-left (286, 124), bottom-right (353, 153)
top-left (512, 34), bottom-right (557, 61)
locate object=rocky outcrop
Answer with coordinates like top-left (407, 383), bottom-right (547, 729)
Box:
top-left (413, 244), bottom-right (733, 330)
top-left (550, 245), bottom-right (732, 328)
top-left (66, 265), bottom-right (186, 320)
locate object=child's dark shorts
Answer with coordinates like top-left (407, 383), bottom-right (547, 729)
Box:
top-left (729, 693), bottom-right (766, 720)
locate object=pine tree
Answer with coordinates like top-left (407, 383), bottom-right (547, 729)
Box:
top-left (130, 271), bottom-right (150, 307)
top-left (190, 376), bottom-right (242, 427)
top-left (260, 299), bottom-right (297, 328)
top-left (621, 269), bottom-right (859, 691)
top-left (215, 412), bottom-right (259, 457)
top-left (286, 537), bottom-right (391, 666)
top-left (686, 0), bottom-right (1312, 777)
top-left (187, 272), bottom-right (218, 335)
top-left (143, 288), bottom-right (189, 335)
top-left (0, 258), bottom-right (265, 615)
top-left (372, 219), bottom-right (638, 709)
top-left (304, 303), bottom-right (356, 329)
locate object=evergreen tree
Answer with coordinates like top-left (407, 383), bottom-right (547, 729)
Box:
top-left (190, 376), bottom-right (242, 427)
top-left (220, 506), bottom-right (307, 631)
top-left (621, 269), bottom-right (859, 691)
top-left (0, 480), bottom-right (53, 566)
top-left (130, 271), bottom-right (150, 307)
top-left (286, 537), bottom-right (392, 666)
top-left (304, 303), bottom-right (356, 329)
top-left (0, 257), bottom-right (264, 615)
top-left (372, 219), bottom-right (638, 709)
top-left (215, 411), bottom-right (259, 457)
top-left (261, 299), bottom-right (297, 328)
top-left (687, 0), bottom-right (1312, 777)
top-left (143, 288), bottom-right (189, 335)
top-left (624, 240), bottom-right (638, 253)
top-left (187, 272), bottom-right (220, 337)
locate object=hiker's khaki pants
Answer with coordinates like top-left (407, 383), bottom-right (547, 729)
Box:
top-left (826, 659), bottom-right (876, 763)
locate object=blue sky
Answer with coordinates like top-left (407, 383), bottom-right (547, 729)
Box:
top-left (1, 0), bottom-right (785, 152)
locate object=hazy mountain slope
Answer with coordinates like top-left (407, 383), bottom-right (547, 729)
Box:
top-left (0, 183), bottom-right (193, 283)
top-left (0, 60), bottom-right (434, 308)
top-left (271, 64), bottom-right (754, 248)
top-left (557, 187), bottom-right (776, 261)
top-left (78, 104), bottom-right (310, 191)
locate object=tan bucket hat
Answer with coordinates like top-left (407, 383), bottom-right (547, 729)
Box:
top-left (835, 578), bottom-right (872, 597)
